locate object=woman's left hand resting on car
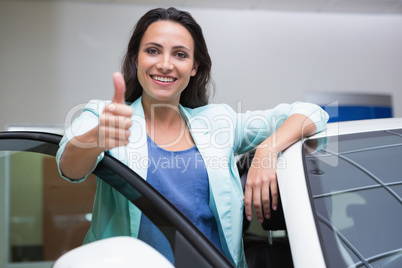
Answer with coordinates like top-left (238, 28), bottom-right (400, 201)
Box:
top-left (244, 114), bottom-right (316, 223)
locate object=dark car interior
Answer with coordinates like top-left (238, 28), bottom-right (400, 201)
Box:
top-left (237, 151), bottom-right (293, 268)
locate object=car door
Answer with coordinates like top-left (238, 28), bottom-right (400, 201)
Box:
top-left (0, 131), bottom-right (233, 268)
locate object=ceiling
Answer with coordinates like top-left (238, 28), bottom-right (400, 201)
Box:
top-left (48, 0), bottom-right (402, 15)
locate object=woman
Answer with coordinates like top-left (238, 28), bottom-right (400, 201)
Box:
top-left (57, 7), bottom-right (328, 267)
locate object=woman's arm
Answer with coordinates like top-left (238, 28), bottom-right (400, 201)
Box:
top-left (59, 73), bottom-right (133, 180)
top-left (243, 114), bottom-right (317, 222)
top-left (59, 127), bottom-right (106, 180)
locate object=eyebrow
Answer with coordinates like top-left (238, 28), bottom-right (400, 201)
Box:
top-left (144, 42), bottom-right (191, 52)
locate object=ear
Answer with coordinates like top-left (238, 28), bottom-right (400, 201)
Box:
top-left (191, 61), bottom-right (199, 77)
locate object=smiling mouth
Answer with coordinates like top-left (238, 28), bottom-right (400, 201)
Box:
top-left (151, 75), bottom-right (177, 83)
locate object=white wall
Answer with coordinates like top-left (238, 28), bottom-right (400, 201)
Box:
top-left (1, 0), bottom-right (402, 132)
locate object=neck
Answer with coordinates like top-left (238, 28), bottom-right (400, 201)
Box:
top-left (142, 98), bottom-right (183, 128)
top-left (140, 96), bottom-right (194, 151)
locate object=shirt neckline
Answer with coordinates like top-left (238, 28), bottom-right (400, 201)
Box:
top-left (146, 134), bottom-right (196, 153)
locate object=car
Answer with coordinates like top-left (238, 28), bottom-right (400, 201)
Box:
top-left (275, 117), bottom-right (402, 267)
top-left (0, 117), bottom-right (401, 268)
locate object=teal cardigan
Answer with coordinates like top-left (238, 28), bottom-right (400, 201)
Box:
top-left (56, 97), bottom-right (328, 267)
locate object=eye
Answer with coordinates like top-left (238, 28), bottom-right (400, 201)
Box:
top-left (175, 52), bottom-right (188, 59)
top-left (146, 48), bottom-right (159, 55)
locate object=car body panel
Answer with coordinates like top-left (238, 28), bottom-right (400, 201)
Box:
top-left (277, 117), bottom-right (402, 267)
top-left (313, 117), bottom-right (402, 138)
top-left (277, 141), bottom-right (326, 267)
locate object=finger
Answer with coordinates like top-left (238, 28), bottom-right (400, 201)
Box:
top-left (261, 178), bottom-right (271, 219)
top-left (107, 128), bottom-right (130, 141)
top-left (98, 126), bottom-right (130, 148)
top-left (98, 126), bottom-right (119, 149)
top-left (252, 182), bottom-right (263, 223)
top-left (100, 114), bottom-right (132, 130)
top-left (102, 138), bottom-right (129, 150)
top-left (244, 185), bottom-right (253, 221)
top-left (105, 103), bottom-right (133, 117)
top-left (112, 72), bottom-right (126, 104)
top-left (270, 179), bottom-right (279, 211)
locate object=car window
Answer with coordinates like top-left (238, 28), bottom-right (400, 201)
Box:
top-left (303, 129), bottom-right (402, 267)
top-left (0, 132), bottom-right (232, 268)
top-left (0, 134), bottom-right (88, 266)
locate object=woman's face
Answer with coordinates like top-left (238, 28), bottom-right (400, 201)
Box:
top-left (136, 20), bottom-right (198, 106)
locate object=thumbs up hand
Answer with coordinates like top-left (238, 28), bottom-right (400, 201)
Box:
top-left (111, 72), bottom-right (127, 104)
top-left (99, 72), bottom-right (134, 150)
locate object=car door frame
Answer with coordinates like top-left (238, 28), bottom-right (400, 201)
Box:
top-left (0, 131), bottom-right (233, 268)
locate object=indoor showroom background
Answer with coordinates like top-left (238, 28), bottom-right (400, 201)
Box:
top-left (1, 0), bottom-right (402, 132)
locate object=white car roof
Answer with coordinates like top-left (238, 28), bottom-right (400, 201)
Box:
top-left (313, 117), bottom-right (402, 139)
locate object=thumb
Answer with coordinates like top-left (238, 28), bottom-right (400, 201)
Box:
top-left (112, 72), bottom-right (126, 104)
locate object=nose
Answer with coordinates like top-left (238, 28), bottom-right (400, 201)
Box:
top-left (156, 55), bottom-right (173, 73)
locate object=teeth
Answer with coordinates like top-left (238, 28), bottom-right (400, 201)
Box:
top-left (152, 76), bottom-right (175, 82)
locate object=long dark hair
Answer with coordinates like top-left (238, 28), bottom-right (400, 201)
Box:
top-left (122, 7), bottom-right (212, 108)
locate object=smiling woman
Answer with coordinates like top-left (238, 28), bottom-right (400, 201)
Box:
top-left (122, 8), bottom-right (212, 109)
top-left (56, 7), bottom-right (328, 268)
top-left (137, 20), bottom-right (198, 108)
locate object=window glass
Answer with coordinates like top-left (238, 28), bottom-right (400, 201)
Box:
top-left (0, 140), bottom-right (96, 266)
top-left (304, 129), bottom-right (402, 267)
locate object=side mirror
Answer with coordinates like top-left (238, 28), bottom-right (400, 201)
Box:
top-left (53, 236), bottom-right (174, 268)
